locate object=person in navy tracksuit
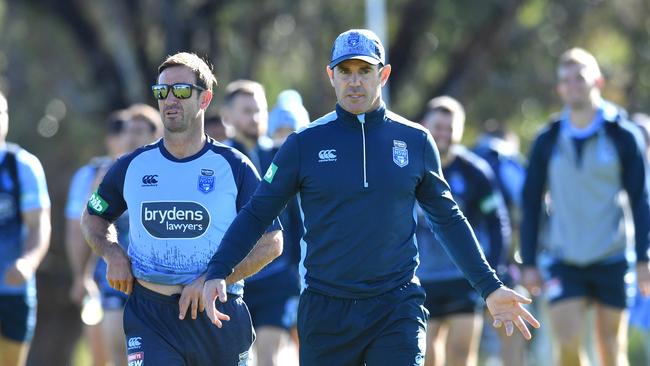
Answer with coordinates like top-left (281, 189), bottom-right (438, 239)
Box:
top-left (222, 80), bottom-right (305, 366)
top-left (203, 29), bottom-right (539, 366)
top-left (416, 96), bottom-right (510, 366)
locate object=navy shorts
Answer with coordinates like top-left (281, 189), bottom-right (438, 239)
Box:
top-left (124, 282), bottom-right (255, 366)
top-left (243, 269), bottom-right (300, 330)
top-left (298, 281), bottom-right (429, 366)
top-left (545, 259), bottom-right (629, 309)
top-left (0, 294), bottom-right (36, 342)
top-left (422, 279), bottom-right (483, 319)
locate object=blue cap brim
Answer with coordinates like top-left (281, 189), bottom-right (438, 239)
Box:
top-left (329, 55), bottom-right (382, 69)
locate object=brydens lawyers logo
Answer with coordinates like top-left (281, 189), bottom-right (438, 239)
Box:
top-left (141, 201), bottom-right (210, 239)
top-left (141, 174), bottom-right (158, 186)
top-left (318, 149), bottom-right (337, 162)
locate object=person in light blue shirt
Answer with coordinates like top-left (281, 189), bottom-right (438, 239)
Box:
top-left (66, 104), bottom-right (162, 366)
top-left (0, 91), bottom-right (51, 366)
top-left (81, 52), bottom-right (283, 366)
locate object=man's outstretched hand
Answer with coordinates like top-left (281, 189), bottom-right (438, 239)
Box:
top-left (486, 286), bottom-right (541, 340)
top-left (201, 278), bottom-right (231, 328)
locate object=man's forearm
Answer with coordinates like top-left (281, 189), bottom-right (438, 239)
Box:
top-left (225, 230), bottom-right (283, 285)
top-left (65, 218), bottom-right (93, 278)
top-left (20, 207), bottom-right (51, 271)
top-left (80, 208), bottom-right (120, 259)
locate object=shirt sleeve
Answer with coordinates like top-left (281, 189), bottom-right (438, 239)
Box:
top-left (617, 124), bottom-right (650, 262)
top-left (473, 160), bottom-right (511, 270)
top-left (206, 133), bottom-right (302, 280)
top-left (234, 154), bottom-right (282, 233)
top-left (415, 133), bottom-right (502, 299)
top-left (65, 165), bottom-right (96, 219)
top-left (86, 157), bottom-right (127, 223)
top-left (520, 131), bottom-right (552, 266)
top-left (15, 149), bottom-right (50, 211)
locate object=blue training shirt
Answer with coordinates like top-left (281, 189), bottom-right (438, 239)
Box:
top-left (207, 104), bottom-right (502, 300)
top-left (416, 146), bottom-right (510, 282)
top-left (0, 145), bottom-right (50, 295)
top-left (87, 137), bottom-right (281, 296)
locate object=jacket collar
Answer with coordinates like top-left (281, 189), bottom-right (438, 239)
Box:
top-left (336, 102), bottom-right (387, 129)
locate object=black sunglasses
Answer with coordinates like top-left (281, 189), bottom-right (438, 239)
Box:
top-left (151, 83), bottom-right (206, 100)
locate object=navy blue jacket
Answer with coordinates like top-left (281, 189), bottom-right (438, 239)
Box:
top-left (207, 104), bottom-right (502, 299)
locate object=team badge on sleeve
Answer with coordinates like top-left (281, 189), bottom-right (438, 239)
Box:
top-left (264, 163), bottom-right (278, 183)
top-left (197, 169), bottom-right (215, 194)
top-left (88, 191), bottom-right (109, 214)
top-left (392, 140), bottom-right (409, 167)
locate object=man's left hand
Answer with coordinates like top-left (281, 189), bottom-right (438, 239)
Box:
top-left (179, 275), bottom-right (206, 320)
top-left (486, 286), bottom-right (541, 340)
top-left (637, 262), bottom-right (650, 297)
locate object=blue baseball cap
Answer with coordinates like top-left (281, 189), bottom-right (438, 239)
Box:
top-left (329, 29), bottom-right (385, 69)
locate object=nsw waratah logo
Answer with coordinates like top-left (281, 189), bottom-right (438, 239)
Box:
top-left (141, 201), bottom-right (210, 239)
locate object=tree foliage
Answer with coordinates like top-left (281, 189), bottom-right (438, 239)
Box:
top-left (1, 0), bottom-right (649, 270)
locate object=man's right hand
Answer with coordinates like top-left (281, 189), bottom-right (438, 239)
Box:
top-left (104, 245), bottom-right (133, 295)
top-left (522, 266), bottom-right (543, 297)
top-left (69, 275), bottom-right (100, 305)
top-left (201, 278), bottom-right (231, 328)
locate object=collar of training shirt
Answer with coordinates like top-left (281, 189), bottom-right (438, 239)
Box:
top-left (335, 102), bottom-right (387, 130)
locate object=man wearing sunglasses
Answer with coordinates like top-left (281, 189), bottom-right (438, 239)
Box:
top-left (203, 29), bottom-right (540, 366)
top-left (81, 52), bottom-right (283, 366)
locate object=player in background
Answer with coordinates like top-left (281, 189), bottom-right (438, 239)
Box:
top-left (66, 104), bottom-right (162, 366)
top-left (417, 96), bottom-right (510, 366)
top-left (205, 113), bottom-right (227, 143)
top-left (0, 90), bottom-right (51, 366)
top-left (472, 119), bottom-right (527, 366)
top-left (222, 82), bottom-right (306, 366)
top-left (66, 110), bottom-right (128, 366)
top-left (521, 48), bottom-right (650, 366)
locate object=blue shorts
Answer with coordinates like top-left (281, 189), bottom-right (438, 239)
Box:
top-left (123, 282), bottom-right (255, 366)
top-left (422, 279), bottom-right (483, 318)
top-left (0, 294), bottom-right (36, 342)
top-left (545, 259), bottom-right (629, 309)
top-left (243, 269), bottom-right (300, 330)
top-left (298, 281), bottom-right (429, 366)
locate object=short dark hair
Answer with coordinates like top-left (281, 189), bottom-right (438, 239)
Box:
top-left (223, 80), bottom-right (266, 106)
top-left (127, 103), bottom-right (162, 135)
top-left (158, 52), bottom-right (217, 91)
top-left (106, 109), bottom-right (129, 136)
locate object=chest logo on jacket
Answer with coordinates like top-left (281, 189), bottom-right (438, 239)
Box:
top-left (318, 149), bottom-right (337, 162)
top-left (393, 140), bottom-right (409, 167)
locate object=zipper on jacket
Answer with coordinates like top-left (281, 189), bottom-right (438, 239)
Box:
top-left (357, 114), bottom-right (369, 188)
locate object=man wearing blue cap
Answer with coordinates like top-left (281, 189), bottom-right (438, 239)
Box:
top-left (203, 29), bottom-right (540, 366)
